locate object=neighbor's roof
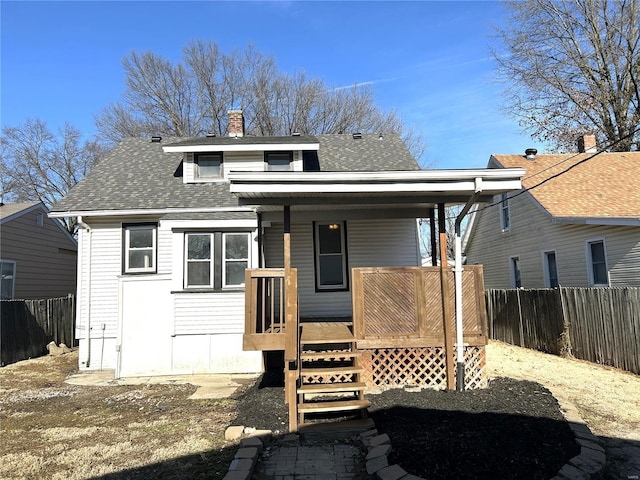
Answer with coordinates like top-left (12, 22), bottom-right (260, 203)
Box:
top-left (50, 133), bottom-right (419, 215)
top-left (0, 202), bottom-right (44, 223)
top-left (491, 151), bottom-right (640, 222)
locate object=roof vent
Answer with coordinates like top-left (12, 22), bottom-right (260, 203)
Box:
top-left (378, 133), bottom-right (384, 140)
top-left (525, 148), bottom-right (538, 160)
top-left (352, 132), bottom-right (362, 139)
top-left (292, 132), bottom-right (301, 136)
top-left (151, 136), bottom-right (162, 143)
top-left (205, 133), bottom-right (216, 137)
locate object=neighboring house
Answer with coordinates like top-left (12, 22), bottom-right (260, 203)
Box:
top-left (464, 136), bottom-right (640, 289)
top-left (0, 202), bottom-right (77, 300)
top-left (50, 110), bottom-right (523, 380)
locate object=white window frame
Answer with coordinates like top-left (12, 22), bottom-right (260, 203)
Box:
top-left (585, 238), bottom-right (609, 286)
top-left (184, 233), bottom-right (214, 288)
top-left (222, 232), bottom-right (250, 288)
top-left (314, 221), bottom-right (348, 291)
top-left (1, 259), bottom-right (17, 300)
top-left (509, 256), bottom-right (521, 288)
top-left (542, 250), bottom-right (559, 288)
top-left (500, 193), bottom-right (511, 231)
top-left (124, 225), bottom-right (157, 274)
top-left (194, 152), bottom-right (223, 180)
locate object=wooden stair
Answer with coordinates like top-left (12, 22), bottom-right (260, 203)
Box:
top-left (296, 322), bottom-right (370, 436)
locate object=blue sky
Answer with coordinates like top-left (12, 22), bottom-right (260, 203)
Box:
top-left (1, 1), bottom-right (537, 169)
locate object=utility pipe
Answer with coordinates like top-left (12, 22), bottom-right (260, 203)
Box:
top-left (453, 178), bottom-right (483, 391)
top-left (77, 216), bottom-right (92, 369)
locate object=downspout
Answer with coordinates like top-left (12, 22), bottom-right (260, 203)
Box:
top-left (454, 177), bottom-right (483, 391)
top-left (77, 216), bottom-right (92, 369)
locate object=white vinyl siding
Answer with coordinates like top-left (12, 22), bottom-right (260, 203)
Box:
top-left (79, 224), bottom-right (121, 340)
top-left (465, 191), bottom-right (640, 288)
top-left (264, 218), bottom-right (420, 317)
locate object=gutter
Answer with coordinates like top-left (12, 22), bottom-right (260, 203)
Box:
top-left (77, 216), bottom-right (92, 369)
top-left (453, 178), bottom-right (483, 391)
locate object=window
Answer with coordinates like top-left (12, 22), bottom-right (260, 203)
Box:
top-left (184, 232), bottom-right (250, 289)
top-left (543, 251), bottom-right (559, 288)
top-left (510, 256), bottom-right (521, 288)
top-left (124, 224), bottom-right (157, 273)
top-left (223, 233), bottom-right (249, 287)
top-left (265, 151), bottom-right (293, 171)
top-left (195, 152), bottom-right (223, 178)
top-left (185, 233), bottom-right (213, 287)
top-left (586, 239), bottom-right (609, 286)
top-left (500, 193), bottom-right (511, 231)
top-left (1, 260), bottom-right (16, 300)
top-left (314, 222), bottom-right (348, 291)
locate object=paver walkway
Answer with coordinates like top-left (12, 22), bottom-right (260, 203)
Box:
top-left (254, 436), bottom-right (367, 480)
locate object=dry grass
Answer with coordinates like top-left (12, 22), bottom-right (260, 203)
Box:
top-left (0, 352), bottom-right (239, 480)
top-left (2, 342), bottom-right (638, 479)
top-left (486, 340), bottom-right (640, 441)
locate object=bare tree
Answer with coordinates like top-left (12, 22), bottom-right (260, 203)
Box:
top-left (1, 118), bottom-right (108, 234)
top-left (493, 0), bottom-right (640, 152)
top-left (95, 40), bottom-right (425, 157)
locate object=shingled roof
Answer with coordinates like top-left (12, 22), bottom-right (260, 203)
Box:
top-left (51, 133), bottom-right (419, 214)
top-left (491, 151), bottom-right (640, 222)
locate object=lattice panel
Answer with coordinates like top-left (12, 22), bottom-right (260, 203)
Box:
top-left (359, 348), bottom-right (448, 388)
top-left (362, 272), bottom-right (418, 336)
top-left (359, 346), bottom-right (487, 390)
top-left (302, 373), bottom-right (358, 384)
top-left (456, 346), bottom-right (487, 389)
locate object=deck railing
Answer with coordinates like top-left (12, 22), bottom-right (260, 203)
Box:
top-left (243, 267), bottom-right (299, 353)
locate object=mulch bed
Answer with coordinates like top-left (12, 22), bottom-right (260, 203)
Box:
top-left (232, 374), bottom-right (579, 479)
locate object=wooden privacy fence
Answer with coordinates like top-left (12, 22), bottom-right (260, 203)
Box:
top-left (486, 287), bottom-right (640, 374)
top-left (0, 295), bottom-right (76, 366)
top-left (352, 266), bottom-right (488, 389)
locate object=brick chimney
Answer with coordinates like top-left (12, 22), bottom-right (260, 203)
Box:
top-left (577, 134), bottom-right (597, 153)
top-left (228, 109), bottom-right (245, 138)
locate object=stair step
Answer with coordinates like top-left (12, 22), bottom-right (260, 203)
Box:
top-left (300, 366), bottom-right (364, 377)
top-left (300, 351), bottom-right (357, 361)
top-left (301, 323), bottom-right (354, 344)
top-left (298, 382), bottom-right (366, 394)
top-left (298, 399), bottom-right (371, 414)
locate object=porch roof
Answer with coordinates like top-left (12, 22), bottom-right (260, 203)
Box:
top-left (228, 169), bottom-right (525, 208)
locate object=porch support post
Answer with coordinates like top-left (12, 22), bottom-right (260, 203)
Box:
top-left (453, 178), bottom-right (483, 392)
top-left (440, 233), bottom-right (455, 390)
top-left (437, 203), bottom-right (446, 266)
top-left (429, 208), bottom-right (437, 267)
top-left (284, 205), bottom-right (291, 272)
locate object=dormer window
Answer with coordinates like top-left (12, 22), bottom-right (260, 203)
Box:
top-left (265, 151), bottom-right (293, 171)
top-left (195, 152), bottom-right (223, 179)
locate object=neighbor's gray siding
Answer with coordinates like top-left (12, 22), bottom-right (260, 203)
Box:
top-left (264, 218), bottom-right (421, 317)
top-left (0, 208), bottom-right (77, 299)
top-left (465, 193), bottom-right (640, 288)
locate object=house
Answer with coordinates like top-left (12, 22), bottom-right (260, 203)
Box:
top-left (50, 110), bottom-right (524, 430)
top-left (0, 202), bottom-right (77, 300)
top-left (464, 135), bottom-right (640, 289)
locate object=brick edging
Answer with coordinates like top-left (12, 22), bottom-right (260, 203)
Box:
top-left (222, 426), bottom-right (273, 480)
top-left (546, 386), bottom-right (606, 480)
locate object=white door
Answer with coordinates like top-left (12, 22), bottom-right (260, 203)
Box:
top-left (117, 276), bottom-right (173, 377)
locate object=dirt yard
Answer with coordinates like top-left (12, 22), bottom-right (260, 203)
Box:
top-left (1, 341), bottom-right (638, 479)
